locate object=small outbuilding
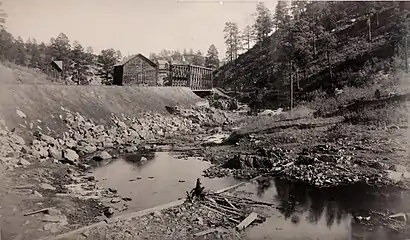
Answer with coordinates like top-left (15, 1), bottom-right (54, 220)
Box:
top-left (46, 60), bottom-right (63, 80)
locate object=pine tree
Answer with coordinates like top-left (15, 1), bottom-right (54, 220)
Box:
top-left (71, 41), bottom-right (90, 85)
top-left (49, 33), bottom-right (71, 77)
top-left (241, 25), bottom-right (255, 50)
top-left (205, 44), bottom-right (219, 69)
top-left (192, 50), bottom-right (205, 66)
top-left (0, 2), bottom-right (7, 29)
top-left (253, 2), bottom-right (274, 42)
top-left (274, 1), bottom-right (290, 31)
top-left (14, 36), bottom-right (27, 66)
top-left (224, 22), bottom-right (241, 61)
top-left (97, 48), bottom-right (117, 85)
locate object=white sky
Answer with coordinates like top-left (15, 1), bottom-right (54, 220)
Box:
top-left (2, 0), bottom-right (278, 59)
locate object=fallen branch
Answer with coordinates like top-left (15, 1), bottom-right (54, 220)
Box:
top-left (206, 203), bottom-right (242, 216)
top-left (24, 208), bottom-right (50, 216)
top-left (212, 194), bottom-right (275, 206)
top-left (224, 197), bottom-right (238, 210)
top-left (203, 205), bottom-right (226, 216)
top-left (228, 217), bottom-right (241, 224)
top-left (15, 184), bottom-right (36, 189)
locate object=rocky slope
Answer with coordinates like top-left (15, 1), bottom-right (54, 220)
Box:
top-left (215, 2), bottom-right (409, 109)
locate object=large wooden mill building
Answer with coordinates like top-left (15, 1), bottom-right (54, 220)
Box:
top-left (113, 54), bottom-right (158, 86)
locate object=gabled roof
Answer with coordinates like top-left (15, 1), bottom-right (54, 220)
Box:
top-left (50, 60), bottom-right (63, 72)
top-left (114, 53), bottom-right (157, 68)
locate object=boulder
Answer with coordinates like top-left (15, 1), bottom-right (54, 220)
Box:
top-left (83, 145), bottom-right (97, 154)
top-left (93, 151), bottom-right (112, 161)
top-left (48, 147), bottom-right (63, 159)
top-left (18, 158), bottom-right (31, 166)
top-left (63, 149), bottom-right (79, 163)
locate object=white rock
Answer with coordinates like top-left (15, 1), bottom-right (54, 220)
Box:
top-left (40, 183), bottom-right (56, 191)
top-left (97, 151), bottom-right (112, 160)
top-left (18, 158), bottom-right (31, 166)
top-left (63, 149), bottom-right (79, 162)
top-left (16, 109), bottom-right (26, 119)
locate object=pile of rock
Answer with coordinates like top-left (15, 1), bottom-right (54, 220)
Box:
top-left (0, 129), bottom-right (31, 169)
top-left (0, 105), bottom-right (232, 169)
top-left (206, 146), bottom-right (395, 188)
top-left (211, 99), bottom-right (238, 111)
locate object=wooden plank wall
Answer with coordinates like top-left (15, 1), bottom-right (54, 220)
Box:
top-left (170, 64), bottom-right (213, 90)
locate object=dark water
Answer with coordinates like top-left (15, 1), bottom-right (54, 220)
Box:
top-left (236, 179), bottom-right (410, 240)
top-left (92, 152), bottom-right (410, 239)
top-left (92, 152), bottom-right (242, 212)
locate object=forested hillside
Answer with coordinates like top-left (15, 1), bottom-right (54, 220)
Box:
top-left (215, 1), bottom-right (410, 109)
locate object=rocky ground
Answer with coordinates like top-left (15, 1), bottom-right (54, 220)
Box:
top-left (0, 105), bottom-right (234, 240)
top-left (1, 96), bottom-right (410, 240)
top-left (202, 115), bottom-right (410, 189)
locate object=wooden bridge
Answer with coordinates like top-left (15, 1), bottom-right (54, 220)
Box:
top-left (169, 64), bottom-right (213, 92)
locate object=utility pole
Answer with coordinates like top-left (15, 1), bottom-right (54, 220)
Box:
top-left (290, 60), bottom-right (294, 111)
top-left (404, 31), bottom-right (409, 73)
top-left (368, 13), bottom-right (372, 42)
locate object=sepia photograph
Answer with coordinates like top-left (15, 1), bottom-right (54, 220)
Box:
top-left (0, 0), bottom-right (409, 239)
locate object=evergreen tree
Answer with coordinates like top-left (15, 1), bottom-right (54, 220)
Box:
top-left (253, 2), bottom-right (274, 42)
top-left (241, 25), bottom-right (254, 50)
top-left (14, 36), bottom-right (27, 66)
top-left (0, 2), bottom-right (7, 29)
top-left (71, 41), bottom-right (90, 85)
top-left (274, 1), bottom-right (291, 31)
top-left (205, 44), bottom-right (220, 69)
top-left (97, 48), bottom-right (117, 85)
top-left (49, 33), bottom-right (71, 77)
top-left (192, 50), bottom-right (205, 66)
top-left (224, 22), bottom-right (241, 61)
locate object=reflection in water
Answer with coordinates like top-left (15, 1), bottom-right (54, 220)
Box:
top-left (256, 177), bottom-right (272, 197)
top-left (93, 152), bottom-right (242, 213)
top-left (241, 178), bottom-right (410, 240)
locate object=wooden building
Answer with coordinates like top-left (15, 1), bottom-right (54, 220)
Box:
top-left (113, 54), bottom-right (158, 86)
top-left (46, 60), bottom-right (63, 80)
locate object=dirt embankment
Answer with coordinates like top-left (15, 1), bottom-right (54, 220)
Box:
top-left (0, 62), bottom-right (58, 85)
top-left (0, 85), bottom-right (202, 137)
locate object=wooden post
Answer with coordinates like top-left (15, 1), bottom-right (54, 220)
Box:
top-left (188, 65), bottom-right (193, 89)
top-left (296, 68), bottom-right (299, 89)
top-left (404, 31), bottom-right (409, 73)
top-left (368, 14), bottom-right (372, 42)
top-left (290, 60), bottom-right (294, 111)
top-left (376, 12), bottom-right (379, 26)
top-left (169, 65), bottom-right (172, 86)
top-left (211, 68), bottom-right (214, 89)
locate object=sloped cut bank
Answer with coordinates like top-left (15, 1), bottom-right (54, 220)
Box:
top-left (0, 85), bottom-right (202, 134)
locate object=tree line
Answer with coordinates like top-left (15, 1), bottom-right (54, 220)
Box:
top-left (148, 45), bottom-right (220, 69)
top-left (0, 2), bottom-right (221, 85)
top-left (0, 27), bottom-right (123, 85)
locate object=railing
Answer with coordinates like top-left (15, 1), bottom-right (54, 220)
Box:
top-left (169, 64), bottom-right (213, 91)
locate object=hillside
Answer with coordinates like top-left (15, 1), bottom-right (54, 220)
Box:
top-left (215, 1), bottom-right (410, 110)
top-left (0, 61), bottom-right (60, 84)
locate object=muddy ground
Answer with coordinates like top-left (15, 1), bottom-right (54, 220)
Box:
top-left (1, 97), bottom-right (410, 240)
